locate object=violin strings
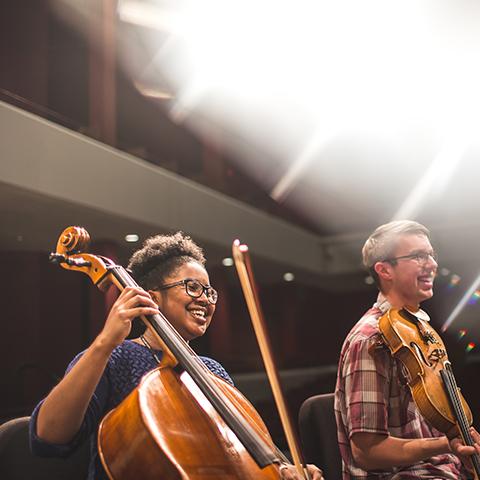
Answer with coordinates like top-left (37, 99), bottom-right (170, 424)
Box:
top-left (444, 364), bottom-right (480, 473)
top-left (442, 363), bottom-right (480, 477)
top-left (446, 366), bottom-right (470, 438)
top-left (443, 366), bottom-right (469, 440)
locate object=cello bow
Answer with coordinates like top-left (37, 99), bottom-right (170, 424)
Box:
top-left (232, 240), bottom-right (311, 480)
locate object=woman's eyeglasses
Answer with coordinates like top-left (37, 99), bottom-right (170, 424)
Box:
top-left (155, 278), bottom-right (218, 305)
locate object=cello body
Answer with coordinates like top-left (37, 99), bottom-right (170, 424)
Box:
top-left (98, 365), bottom-right (281, 480)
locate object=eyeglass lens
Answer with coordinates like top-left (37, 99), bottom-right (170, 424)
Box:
top-left (186, 279), bottom-right (218, 304)
top-left (417, 252), bottom-right (437, 263)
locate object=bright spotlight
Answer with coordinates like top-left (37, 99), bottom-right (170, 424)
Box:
top-left (283, 272), bottom-right (295, 282)
top-left (222, 257), bottom-right (234, 267)
top-left (125, 234), bottom-right (139, 243)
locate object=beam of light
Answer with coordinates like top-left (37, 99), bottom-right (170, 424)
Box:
top-left (66, 0), bottom-right (480, 149)
top-left (133, 82), bottom-right (173, 100)
top-left (441, 271), bottom-right (480, 332)
top-left (392, 135), bottom-right (467, 221)
top-left (117, 1), bottom-right (181, 32)
top-left (112, 0), bottom-right (480, 232)
top-left (270, 129), bottom-right (335, 202)
top-left (467, 289), bottom-right (480, 305)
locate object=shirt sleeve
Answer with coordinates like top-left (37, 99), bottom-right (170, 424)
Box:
top-left (199, 356), bottom-right (235, 386)
top-left (29, 352), bottom-right (110, 458)
top-left (342, 337), bottom-right (392, 438)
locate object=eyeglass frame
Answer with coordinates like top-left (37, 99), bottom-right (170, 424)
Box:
top-left (382, 251), bottom-right (438, 265)
top-left (154, 278), bottom-right (218, 305)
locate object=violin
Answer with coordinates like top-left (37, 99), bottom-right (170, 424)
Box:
top-left (49, 226), bottom-right (294, 479)
top-left (379, 307), bottom-right (480, 478)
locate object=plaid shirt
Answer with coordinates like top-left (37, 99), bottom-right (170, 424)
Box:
top-left (334, 294), bottom-right (465, 479)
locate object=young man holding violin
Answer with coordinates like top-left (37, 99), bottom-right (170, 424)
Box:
top-left (335, 220), bottom-right (480, 479)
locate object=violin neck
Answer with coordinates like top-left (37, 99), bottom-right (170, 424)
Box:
top-left (441, 363), bottom-right (480, 478)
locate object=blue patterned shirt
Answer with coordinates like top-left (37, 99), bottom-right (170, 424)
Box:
top-left (29, 340), bottom-right (234, 480)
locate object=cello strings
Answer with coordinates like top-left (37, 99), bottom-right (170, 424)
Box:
top-left (117, 265), bottom-right (291, 467)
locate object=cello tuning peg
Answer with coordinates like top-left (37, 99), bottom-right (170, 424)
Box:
top-left (48, 253), bottom-right (91, 268)
top-left (49, 253), bottom-right (67, 264)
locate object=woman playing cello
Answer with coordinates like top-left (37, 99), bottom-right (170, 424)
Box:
top-left (29, 231), bottom-right (323, 480)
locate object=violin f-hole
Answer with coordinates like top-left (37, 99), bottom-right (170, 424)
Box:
top-left (410, 341), bottom-right (433, 367)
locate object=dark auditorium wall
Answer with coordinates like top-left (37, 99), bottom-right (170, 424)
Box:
top-left (0, 251), bottom-right (87, 419)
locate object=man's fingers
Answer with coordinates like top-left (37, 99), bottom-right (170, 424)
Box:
top-left (306, 464), bottom-right (324, 480)
top-left (470, 427), bottom-right (480, 444)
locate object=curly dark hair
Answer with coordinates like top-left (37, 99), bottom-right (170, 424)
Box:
top-left (128, 231), bottom-right (206, 290)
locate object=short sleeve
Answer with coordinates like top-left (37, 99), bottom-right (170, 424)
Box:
top-left (341, 338), bottom-right (392, 438)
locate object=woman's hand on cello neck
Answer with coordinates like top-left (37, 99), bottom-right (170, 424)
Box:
top-left (279, 463), bottom-right (324, 480)
top-left (95, 286), bottom-right (159, 352)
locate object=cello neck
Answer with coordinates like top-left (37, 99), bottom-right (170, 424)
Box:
top-left (107, 264), bottom-right (283, 470)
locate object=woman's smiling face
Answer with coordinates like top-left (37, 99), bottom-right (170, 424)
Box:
top-left (151, 261), bottom-right (216, 341)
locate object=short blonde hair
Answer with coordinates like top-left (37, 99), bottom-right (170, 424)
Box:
top-left (362, 220), bottom-right (430, 286)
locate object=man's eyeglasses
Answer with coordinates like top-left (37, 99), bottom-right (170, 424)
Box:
top-left (155, 278), bottom-right (218, 305)
top-left (383, 251), bottom-right (438, 265)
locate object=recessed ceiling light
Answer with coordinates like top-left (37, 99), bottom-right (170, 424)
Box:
top-left (365, 276), bottom-right (375, 285)
top-left (222, 257), bottom-right (234, 267)
top-left (125, 234), bottom-right (139, 243)
top-left (283, 272), bottom-right (295, 282)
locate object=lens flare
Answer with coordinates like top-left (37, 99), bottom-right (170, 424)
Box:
top-left (466, 342), bottom-right (476, 353)
top-left (447, 274), bottom-right (461, 289)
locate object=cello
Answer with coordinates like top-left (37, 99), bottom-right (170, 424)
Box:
top-left (379, 307), bottom-right (480, 479)
top-left (49, 226), bottom-right (312, 479)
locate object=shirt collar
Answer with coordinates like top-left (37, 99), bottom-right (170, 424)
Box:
top-left (374, 292), bottom-right (430, 322)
